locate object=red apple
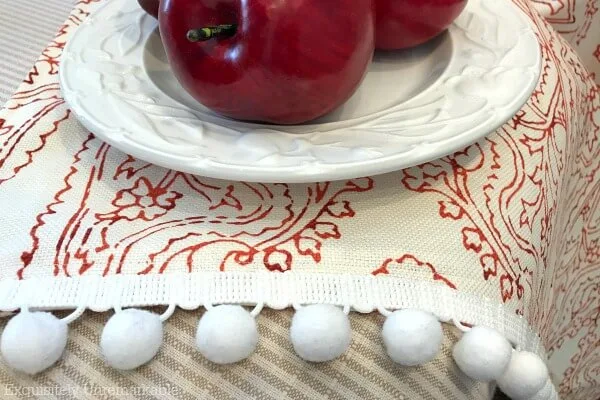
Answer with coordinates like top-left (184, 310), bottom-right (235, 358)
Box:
top-left (376, 0), bottom-right (467, 50)
top-left (138, 0), bottom-right (159, 19)
top-left (158, 0), bottom-right (376, 124)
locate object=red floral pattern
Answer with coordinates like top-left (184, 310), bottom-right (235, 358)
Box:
top-left (0, 0), bottom-right (599, 398)
top-left (100, 176), bottom-right (184, 221)
top-left (532, 0), bottom-right (600, 84)
top-left (372, 254), bottom-right (458, 290)
top-left (18, 136), bottom-right (375, 277)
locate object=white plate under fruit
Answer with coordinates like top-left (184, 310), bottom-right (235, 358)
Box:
top-left (59, 0), bottom-right (541, 183)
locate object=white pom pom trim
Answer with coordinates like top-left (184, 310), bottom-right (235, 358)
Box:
top-left (0, 299), bottom-right (560, 400)
top-left (195, 303), bottom-right (262, 365)
top-left (497, 350), bottom-right (550, 399)
top-left (100, 308), bottom-right (164, 370)
top-left (452, 325), bottom-right (513, 382)
top-left (0, 306), bottom-right (84, 375)
top-left (0, 310), bottom-right (67, 374)
top-left (382, 309), bottom-right (443, 366)
top-left (290, 304), bottom-right (352, 362)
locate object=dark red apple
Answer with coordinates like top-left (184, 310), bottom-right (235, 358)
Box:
top-left (376, 0), bottom-right (467, 50)
top-left (138, 0), bottom-right (159, 19)
top-left (158, 0), bottom-right (376, 124)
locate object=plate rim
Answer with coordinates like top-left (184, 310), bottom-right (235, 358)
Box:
top-left (59, 0), bottom-right (542, 183)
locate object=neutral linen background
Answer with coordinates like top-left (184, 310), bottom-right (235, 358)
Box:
top-left (0, 0), bottom-right (75, 104)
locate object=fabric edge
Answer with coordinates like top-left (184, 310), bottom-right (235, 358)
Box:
top-left (0, 272), bottom-right (546, 358)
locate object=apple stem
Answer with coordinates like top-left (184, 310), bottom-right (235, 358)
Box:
top-left (187, 24), bottom-right (237, 42)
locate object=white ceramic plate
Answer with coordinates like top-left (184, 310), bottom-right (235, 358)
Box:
top-left (59, 0), bottom-right (541, 183)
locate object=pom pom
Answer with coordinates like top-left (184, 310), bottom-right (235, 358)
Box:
top-left (0, 311), bottom-right (68, 374)
top-left (452, 326), bottom-right (512, 382)
top-left (497, 351), bottom-right (549, 400)
top-left (100, 308), bottom-right (163, 370)
top-left (527, 379), bottom-right (553, 400)
top-left (290, 304), bottom-right (351, 362)
top-left (196, 305), bottom-right (258, 364)
top-left (382, 309), bottom-right (443, 366)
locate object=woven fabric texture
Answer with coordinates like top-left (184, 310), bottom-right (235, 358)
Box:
top-left (0, 0), bottom-right (599, 399)
top-left (0, 0), bottom-right (74, 104)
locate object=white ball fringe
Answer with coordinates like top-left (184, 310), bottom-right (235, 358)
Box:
top-left (0, 302), bottom-right (555, 398)
top-left (497, 351), bottom-right (549, 400)
top-left (0, 311), bottom-right (68, 374)
top-left (196, 305), bottom-right (258, 364)
top-left (290, 304), bottom-right (351, 362)
top-left (526, 378), bottom-right (554, 400)
top-left (452, 325), bottom-right (513, 382)
top-left (100, 308), bottom-right (163, 370)
top-left (382, 309), bottom-right (443, 366)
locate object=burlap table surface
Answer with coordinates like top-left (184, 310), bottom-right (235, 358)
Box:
top-left (0, 0), bottom-right (599, 399)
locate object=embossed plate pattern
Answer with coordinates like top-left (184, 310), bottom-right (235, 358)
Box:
top-left (59, 0), bottom-right (541, 183)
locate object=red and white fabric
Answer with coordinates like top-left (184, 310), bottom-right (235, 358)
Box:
top-left (0, 0), bottom-right (598, 399)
